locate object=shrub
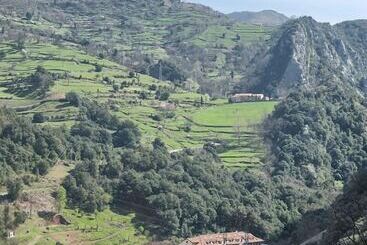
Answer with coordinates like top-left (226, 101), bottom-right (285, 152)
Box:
top-left (65, 92), bottom-right (81, 107)
top-left (25, 12), bottom-right (33, 20)
top-left (139, 91), bottom-right (148, 100)
top-left (151, 114), bottom-right (162, 121)
top-left (113, 84), bottom-right (120, 92)
top-left (128, 71), bottom-right (135, 78)
top-left (149, 84), bottom-right (157, 91)
top-left (95, 64), bottom-right (103, 72)
top-left (32, 112), bottom-right (47, 123)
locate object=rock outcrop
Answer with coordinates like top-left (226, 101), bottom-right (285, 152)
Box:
top-left (238, 17), bottom-right (367, 97)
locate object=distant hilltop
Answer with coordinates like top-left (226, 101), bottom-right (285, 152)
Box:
top-left (227, 10), bottom-right (289, 26)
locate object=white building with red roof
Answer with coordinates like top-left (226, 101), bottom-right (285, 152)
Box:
top-left (179, 231), bottom-right (265, 245)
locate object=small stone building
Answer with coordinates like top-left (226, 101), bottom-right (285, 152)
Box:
top-left (6, 230), bottom-right (15, 239)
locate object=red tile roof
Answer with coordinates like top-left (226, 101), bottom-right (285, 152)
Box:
top-left (186, 231), bottom-right (264, 245)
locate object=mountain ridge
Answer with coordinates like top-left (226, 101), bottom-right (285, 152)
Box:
top-left (228, 10), bottom-right (289, 26)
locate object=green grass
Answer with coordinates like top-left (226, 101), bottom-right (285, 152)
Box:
top-left (12, 163), bottom-right (150, 245)
top-left (191, 23), bottom-right (271, 49)
top-left (0, 5), bottom-right (280, 243)
top-left (185, 102), bottom-right (277, 167)
top-left (0, 4), bottom-right (274, 90)
top-left (52, 80), bottom-right (110, 94)
top-left (192, 102), bottom-right (277, 127)
top-left (15, 209), bottom-right (149, 245)
top-left (0, 39), bottom-right (277, 169)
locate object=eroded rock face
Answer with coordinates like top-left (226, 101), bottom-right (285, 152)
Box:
top-left (240, 17), bottom-right (367, 97)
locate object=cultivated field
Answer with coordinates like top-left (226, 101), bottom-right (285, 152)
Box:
top-left (0, 41), bottom-right (276, 169)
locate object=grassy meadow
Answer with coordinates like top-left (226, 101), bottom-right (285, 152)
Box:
top-left (15, 209), bottom-right (149, 245)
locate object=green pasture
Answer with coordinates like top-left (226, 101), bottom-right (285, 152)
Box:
top-left (191, 23), bottom-right (272, 49)
top-left (0, 41), bottom-right (277, 170)
top-left (191, 101), bottom-right (277, 126)
top-left (15, 209), bottom-right (149, 245)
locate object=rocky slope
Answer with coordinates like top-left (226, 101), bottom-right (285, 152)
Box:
top-left (236, 17), bottom-right (367, 97)
top-left (228, 10), bottom-right (288, 26)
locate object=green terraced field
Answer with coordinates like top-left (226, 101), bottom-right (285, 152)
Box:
top-left (0, 1), bottom-right (275, 91)
top-left (191, 102), bottom-right (277, 127)
top-left (0, 30), bottom-right (276, 245)
top-left (15, 209), bottom-right (149, 245)
top-left (191, 23), bottom-right (272, 49)
top-left (0, 41), bottom-right (276, 170)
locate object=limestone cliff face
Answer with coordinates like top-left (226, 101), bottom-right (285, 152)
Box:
top-left (239, 17), bottom-right (367, 97)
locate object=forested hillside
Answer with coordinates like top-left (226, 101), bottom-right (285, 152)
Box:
top-left (263, 80), bottom-right (367, 244)
top-left (0, 6), bottom-right (277, 241)
top-left (0, 0), bottom-right (366, 244)
top-left (323, 167), bottom-right (367, 244)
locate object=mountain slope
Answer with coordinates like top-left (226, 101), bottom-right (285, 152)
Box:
top-left (236, 17), bottom-right (367, 97)
top-left (0, 0), bottom-right (273, 94)
top-left (228, 10), bottom-right (288, 26)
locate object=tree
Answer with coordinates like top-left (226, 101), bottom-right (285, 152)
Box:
top-left (3, 205), bottom-right (13, 230)
top-left (32, 112), bottom-right (47, 123)
top-left (113, 84), bottom-right (120, 92)
top-left (149, 60), bottom-right (186, 83)
top-left (14, 211), bottom-right (27, 226)
top-left (0, 51), bottom-right (6, 60)
top-left (65, 92), bottom-right (81, 107)
top-left (6, 179), bottom-right (23, 202)
top-left (95, 64), bottom-right (103, 72)
top-left (113, 120), bottom-right (141, 148)
top-left (153, 138), bottom-right (166, 150)
top-left (149, 84), bottom-right (157, 91)
top-left (128, 71), bottom-right (135, 78)
top-left (25, 12), bottom-right (33, 20)
top-left (56, 187), bottom-right (67, 213)
top-left (15, 36), bottom-right (25, 51)
top-left (12, 66), bottom-right (55, 97)
top-left (157, 91), bottom-right (170, 101)
top-left (139, 91), bottom-right (148, 100)
top-left (34, 161), bottom-right (49, 176)
top-left (230, 70), bottom-right (234, 80)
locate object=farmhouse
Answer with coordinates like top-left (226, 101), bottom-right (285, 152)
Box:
top-left (179, 231), bottom-right (265, 245)
top-left (6, 230), bottom-right (15, 239)
top-left (229, 93), bottom-right (268, 103)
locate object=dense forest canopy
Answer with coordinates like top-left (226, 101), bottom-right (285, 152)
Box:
top-left (264, 81), bottom-right (367, 244)
top-left (0, 69), bottom-right (367, 244)
top-left (0, 1), bottom-right (366, 244)
top-left (2, 76), bottom-right (366, 243)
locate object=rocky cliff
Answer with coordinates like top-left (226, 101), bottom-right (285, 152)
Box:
top-left (237, 17), bottom-right (367, 97)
